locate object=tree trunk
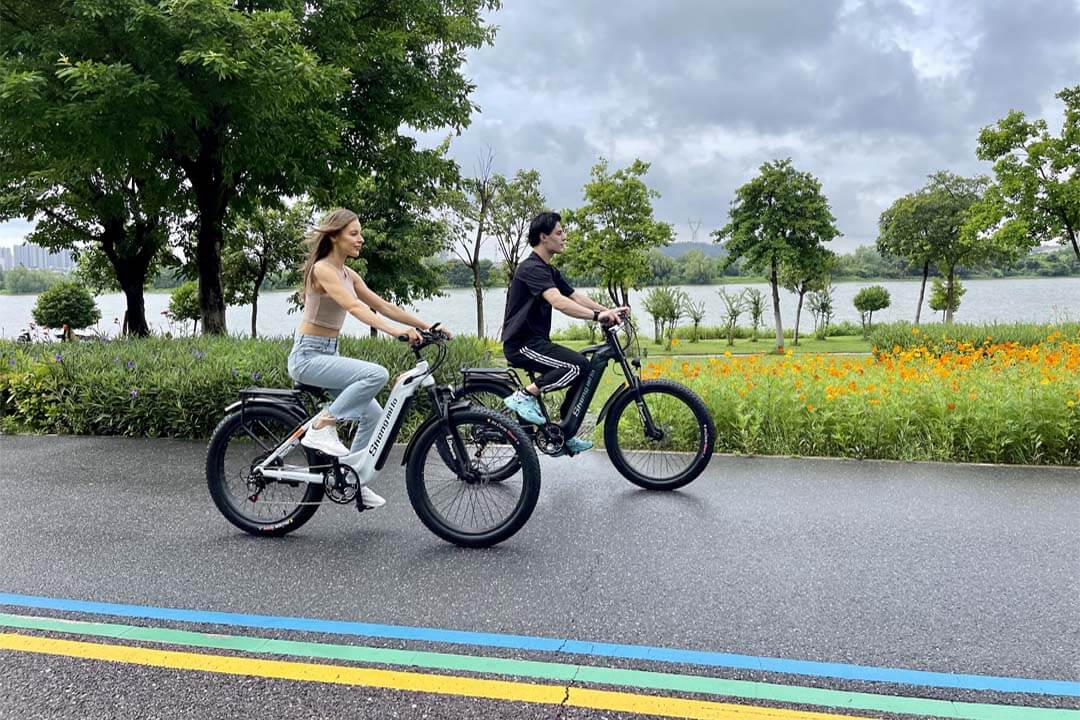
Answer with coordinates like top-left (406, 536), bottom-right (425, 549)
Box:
top-left (100, 221), bottom-right (154, 337)
top-left (185, 123), bottom-right (233, 336)
top-left (915, 261), bottom-right (929, 325)
top-left (120, 282), bottom-right (150, 337)
top-left (945, 268), bottom-right (956, 324)
top-left (770, 262), bottom-right (784, 353)
top-left (250, 295), bottom-right (259, 338)
top-left (474, 278), bottom-right (485, 338)
top-left (794, 291), bottom-right (805, 346)
top-left (196, 216), bottom-right (227, 335)
top-left (250, 267), bottom-right (267, 338)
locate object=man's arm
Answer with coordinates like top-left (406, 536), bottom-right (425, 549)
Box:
top-left (570, 290), bottom-right (606, 312)
top-left (542, 288), bottom-right (597, 320)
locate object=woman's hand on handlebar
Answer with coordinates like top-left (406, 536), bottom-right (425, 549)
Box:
top-left (396, 327), bottom-right (423, 345)
top-left (429, 324), bottom-right (453, 339)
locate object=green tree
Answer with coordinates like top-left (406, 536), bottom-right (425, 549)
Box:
top-left (684, 297), bottom-right (706, 343)
top-left (2, 0), bottom-right (497, 336)
top-left (448, 151), bottom-right (498, 338)
top-left (675, 249), bottom-right (715, 284)
top-left (918, 172), bottom-right (992, 323)
top-left (31, 280), bottom-right (100, 340)
top-left (853, 285), bottom-right (891, 336)
top-left (561, 158), bottom-right (674, 307)
top-left (879, 172), bottom-right (989, 324)
top-left (1, 267), bottom-right (63, 294)
top-left (717, 289), bottom-right (745, 347)
top-left (646, 249), bottom-right (677, 285)
top-left (642, 286), bottom-right (687, 348)
top-left (807, 285), bottom-right (836, 340)
top-left (715, 159), bottom-right (840, 352)
top-left (489, 169), bottom-right (546, 284)
top-left (222, 201), bottom-right (311, 338)
top-left (743, 288), bottom-right (766, 342)
top-left (969, 85), bottom-right (1080, 264)
top-left (168, 281), bottom-right (201, 336)
top-left (0, 1), bottom-right (184, 336)
top-left (928, 277), bottom-right (965, 322)
top-left (780, 246), bottom-right (835, 345)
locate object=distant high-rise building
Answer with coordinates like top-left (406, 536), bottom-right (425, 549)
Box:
top-left (12, 242), bottom-right (74, 272)
top-left (0, 246), bottom-right (13, 271)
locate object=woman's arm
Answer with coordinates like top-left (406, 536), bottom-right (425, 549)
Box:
top-left (350, 269), bottom-right (452, 337)
top-left (312, 263), bottom-right (412, 339)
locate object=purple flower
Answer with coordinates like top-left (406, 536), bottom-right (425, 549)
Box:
top-left (230, 368), bottom-right (239, 377)
top-left (126, 360), bottom-right (136, 370)
top-left (251, 371), bottom-right (262, 382)
top-left (7, 358), bottom-right (16, 367)
top-left (53, 354), bottom-right (62, 363)
top-left (130, 388), bottom-right (139, 398)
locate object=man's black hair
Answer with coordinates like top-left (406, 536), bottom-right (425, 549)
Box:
top-left (527, 211), bottom-right (561, 247)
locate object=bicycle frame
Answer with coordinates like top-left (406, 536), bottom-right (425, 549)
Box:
top-left (253, 359), bottom-right (437, 487)
top-left (468, 319), bottom-right (660, 440)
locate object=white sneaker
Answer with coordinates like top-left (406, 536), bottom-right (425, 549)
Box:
top-left (359, 486), bottom-right (386, 509)
top-left (301, 424), bottom-right (350, 457)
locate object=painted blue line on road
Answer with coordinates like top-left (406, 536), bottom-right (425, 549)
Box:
top-left (1, 592), bottom-right (1076, 698)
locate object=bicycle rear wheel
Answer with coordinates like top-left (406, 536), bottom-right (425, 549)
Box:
top-left (406, 407), bottom-right (540, 548)
top-left (603, 379), bottom-right (715, 490)
top-left (206, 405), bottom-right (325, 536)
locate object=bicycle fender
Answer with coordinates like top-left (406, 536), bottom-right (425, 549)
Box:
top-left (224, 398), bottom-right (307, 424)
top-left (596, 383), bottom-right (632, 423)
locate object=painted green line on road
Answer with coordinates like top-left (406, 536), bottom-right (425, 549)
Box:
top-left (2, 613), bottom-right (1076, 720)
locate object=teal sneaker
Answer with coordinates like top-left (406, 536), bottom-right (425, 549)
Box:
top-left (565, 436), bottom-right (594, 455)
top-left (503, 392), bottom-right (545, 425)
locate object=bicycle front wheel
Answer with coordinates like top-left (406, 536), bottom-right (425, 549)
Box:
top-left (603, 379), bottom-right (715, 490)
top-left (406, 407), bottom-right (540, 548)
top-left (206, 405), bottom-right (325, 536)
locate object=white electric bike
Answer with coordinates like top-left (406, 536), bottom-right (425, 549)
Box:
top-left (206, 327), bottom-right (541, 548)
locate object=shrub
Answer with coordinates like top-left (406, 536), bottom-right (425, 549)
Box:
top-left (30, 281), bottom-right (100, 340)
top-left (0, 335), bottom-right (491, 440)
top-left (168, 281), bottom-right (201, 334)
top-left (853, 285), bottom-right (890, 335)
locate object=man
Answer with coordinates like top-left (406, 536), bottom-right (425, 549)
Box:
top-left (500, 211), bottom-right (628, 454)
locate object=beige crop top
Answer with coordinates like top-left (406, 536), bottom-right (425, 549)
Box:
top-left (302, 266), bottom-right (357, 330)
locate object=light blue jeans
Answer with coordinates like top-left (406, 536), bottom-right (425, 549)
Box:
top-left (287, 334), bottom-right (390, 452)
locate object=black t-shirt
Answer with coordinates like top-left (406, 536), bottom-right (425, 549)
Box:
top-left (501, 253), bottom-right (575, 347)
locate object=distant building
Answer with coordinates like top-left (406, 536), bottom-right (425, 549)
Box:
top-left (12, 242), bottom-right (74, 272)
top-left (0, 246), bottom-right (12, 271)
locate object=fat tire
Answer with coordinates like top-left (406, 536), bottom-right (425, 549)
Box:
top-left (406, 406), bottom-right (540, 548)
top-left (603, 379), bottom-right (715, 490)
top-left (206, 405), bottom-right (324, 536)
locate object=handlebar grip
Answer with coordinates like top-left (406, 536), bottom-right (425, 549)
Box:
top-left (397, 334), bottom-right (411, 342)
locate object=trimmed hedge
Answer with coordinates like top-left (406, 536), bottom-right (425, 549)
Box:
top-left (0, 336), bottom-right (492, 440)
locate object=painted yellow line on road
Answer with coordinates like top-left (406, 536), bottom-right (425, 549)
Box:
top-left (0, 633), bottom-right (871, 720)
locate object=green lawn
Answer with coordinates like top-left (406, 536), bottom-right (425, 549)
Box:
top-left (559, 334), bottom-right (871, 356)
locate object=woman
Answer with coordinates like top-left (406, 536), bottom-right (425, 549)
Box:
top-left (288, 208), bottom-right (451, 509)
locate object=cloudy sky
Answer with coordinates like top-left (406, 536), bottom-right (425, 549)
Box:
top-left (423, 0), bottom-right (1080, 252)
top-left (3, 0), bottom-right (1078, 252)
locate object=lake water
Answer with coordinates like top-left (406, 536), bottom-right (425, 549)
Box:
top-left (1, 278), bottom-right (1075, 339)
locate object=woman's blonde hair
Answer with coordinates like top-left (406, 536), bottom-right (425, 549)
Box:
top-left (301, 208), bottom-right (359, 291)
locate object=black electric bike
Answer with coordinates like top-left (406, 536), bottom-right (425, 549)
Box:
top-left (455, 316), bottom-right (715, 490)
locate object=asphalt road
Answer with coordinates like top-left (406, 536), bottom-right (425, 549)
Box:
top-left (0, 435), bottom-right (1077, 719)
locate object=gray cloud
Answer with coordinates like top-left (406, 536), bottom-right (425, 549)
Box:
top-left (440, 0), bottom-right (1080, 252)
